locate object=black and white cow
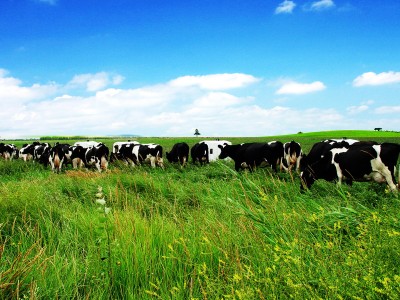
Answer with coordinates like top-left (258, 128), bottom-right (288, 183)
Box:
top-left (218, 142), bottom-right (283, 172)
top-left (116, 143), bottom-right (164, 168)
top-left (191, 142), bottom-right (209, 166)
top-left (324, 138), bottom-right (360, 146)
top-left (267, 141), bottom-right (285, 171)
top-left (0, 143), bottom-right (19, 160)
top-left (111, 141), bottom-right (140, 162)
top-left (49, 143), bottom-right (66, 173)
top-left (33, 143), bottom-right (51, 166)
top-left (166, 142), bottom-right (190, 167)
top-left (300, 142), bottom-right (400, 192)
top-left (70, 143), bottom-right (109, 172)
top-left (281, 141), bottom-right (303, 172)
top-left (139, 143), bottom-right (164, 168)
top-left (53, 143), bottom-right (73, 166)
top-left (19, 142), bottom-right (40, 162)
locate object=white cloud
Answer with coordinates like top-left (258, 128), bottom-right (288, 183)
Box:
top-left (353, 71), bottom-right (400, 87)
top-left (375, 106), bottom-right (400, 114)
top-left (1, 70), bottom-right (398, 138)
top-left (36, 0), bottom-right (57, 5)
top-left (346, 105), bottom-right (369, 115)
top-left (0, 69), bottom-right (58, 105)
top-left (168, 73), bottom-right (260, 90)
top-left (275, 81), bottom-right (326, 95)
top-left (67, 72), bottom-right (125, 92)
top-left (275, 1), bottom-right (296, 14)
top-left (309, 0), bottom-right (335, 11)
top-left (193, 92), bottom-right (243, 108)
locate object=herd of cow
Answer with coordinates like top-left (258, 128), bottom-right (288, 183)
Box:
top-left (1, 138), bottom-right (400, 192)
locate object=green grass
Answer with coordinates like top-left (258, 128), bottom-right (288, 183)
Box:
top-left (1, 131), bottom-right (400, 299)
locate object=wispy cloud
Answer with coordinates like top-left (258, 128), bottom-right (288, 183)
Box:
top-left (0, 70), bottom-right (345, 138)
top-left (275, 80), bottom-right (326, 95)
top-left (309, 0), bottom-right (335, 11)
top-left (35, 0), bottom-right (58, 5)
top-left (375, 106), bottom-right (400, 114)
top-left (1, 70), bottom-right (398, 138)
top-left (168, 73), bottom-right (260, 90)
top-left (275, 1), bottom-right (296, 14)
top-left (67, 72), bottom-right (125, 92)
top-left (0, 69), bottom-right (58, 105)
top-left (346, 105), bottom-right (369, 115)
top-left (353, 71), bottom-right (400, 87)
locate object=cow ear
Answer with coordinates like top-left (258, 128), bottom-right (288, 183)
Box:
top-left (218, 145), bottom-right (223, 149)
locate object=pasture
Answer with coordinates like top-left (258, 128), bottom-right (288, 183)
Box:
top-left (1, 130), bottom-right (400, 299)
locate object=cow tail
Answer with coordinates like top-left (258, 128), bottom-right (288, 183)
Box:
top-left (101, 156), bottom-right (108, 170)
top-left (182, 156), bottom-right (187, 167)
top-left (54, 153), bottom-right (60, 172)
top-left (398, 163), bottom-right (400, 189)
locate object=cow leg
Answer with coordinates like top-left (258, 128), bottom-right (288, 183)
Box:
top-left (380, 168), bottom-right (397, 192)
top-left (333, 163), bottom-right (344, 186)
top-left (372, 158), bottom-right (398, 192)
top-left (295, 157), bottom-right (302, 173)
top-left (234, 161), bottom-right (243, 171)
top-left (281, 158), bottom-right (289, 172)
top-left (181, 156), bottom-right (187, 168)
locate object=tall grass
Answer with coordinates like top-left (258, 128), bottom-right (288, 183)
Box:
top-left (1, 133), bottom-right (400, 299)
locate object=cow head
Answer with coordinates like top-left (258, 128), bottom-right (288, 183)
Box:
top-left (156, 157), bottom-right (164, 169)
top-left (165, 151), bottom-right (176, 163)
top-left (218, 143), bottom-right (230, 159)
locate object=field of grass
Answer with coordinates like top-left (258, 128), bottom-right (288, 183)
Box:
top-left (1, 131), bottom-right (400, 299)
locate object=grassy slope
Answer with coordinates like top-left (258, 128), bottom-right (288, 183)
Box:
top-left (1, 130), bottom-right (400, 299)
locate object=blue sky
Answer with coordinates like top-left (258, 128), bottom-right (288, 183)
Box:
top-left (0, 0), bottom-right (399, 138)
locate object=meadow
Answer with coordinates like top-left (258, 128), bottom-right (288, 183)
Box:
top-left (1, 130), bottom-right (400, 299)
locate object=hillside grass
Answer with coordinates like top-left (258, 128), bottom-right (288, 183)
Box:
top-left (1, 131), bottom-right (400, 299)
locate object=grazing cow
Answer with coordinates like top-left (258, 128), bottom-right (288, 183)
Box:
top-left (74, 141), bottom-right (101, 148)
top-left (19, 142), bottom-right (40, 161)
top-left (141, 143), bottom-right (164, 168)
top-left (71, 143), bottom-right (109, 172)
top-left (33, 143), bottom-right (51, 166)
top-left (324, 138), bottom-right (360, 146)
top-left (281, 141), bottom-right (303, 172)
top-left (191, 142), bottom-right (209, 166)
top-left (111, 141), bottom-right (139, 162)
top-left (116, 143), bottom-right (164, 168)
top-left (166, 142), bottom-right (190, 167)
top-left (199, 140), bottom-right (232, 161)
top-left (53, 143), bottom-right (74, 167)
top-left (300, 142), bottom-right (400, 192)
top-left (267, 141), bottom-right (285, 171)
top-left (0, 143), bottom-right (19, 160)
top-left (49, 144), bottom-right (66, 173)
top-left (218, 142), bottom-right (283, 172)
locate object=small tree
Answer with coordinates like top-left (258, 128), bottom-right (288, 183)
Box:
top-left (194, 129), bottom-right (201, 137)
